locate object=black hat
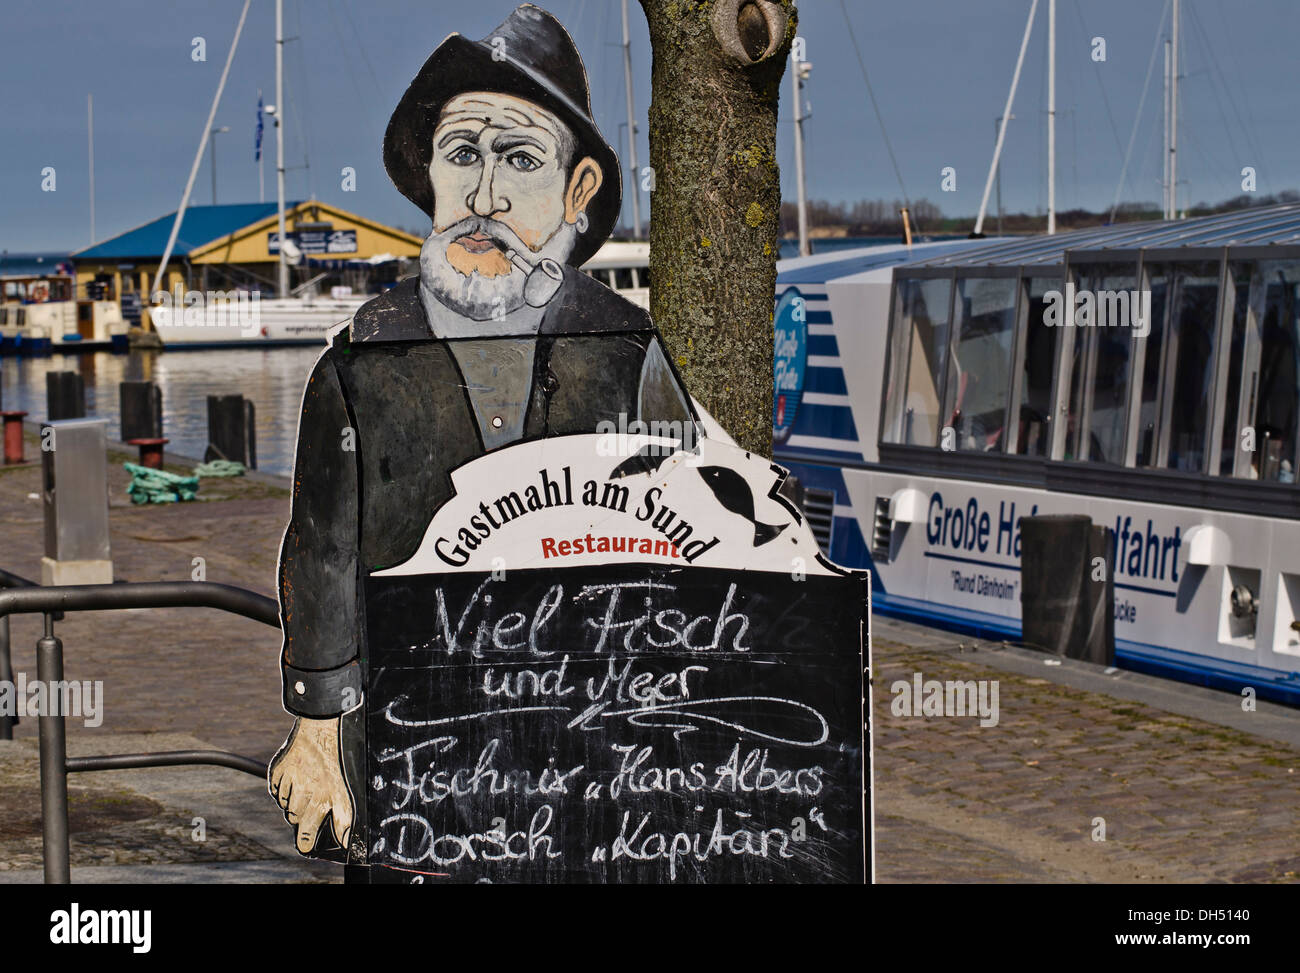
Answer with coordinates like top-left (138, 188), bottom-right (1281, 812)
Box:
top-left (383, 4), bottom-right (620, 267)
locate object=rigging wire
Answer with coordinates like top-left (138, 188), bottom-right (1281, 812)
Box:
top-left (337, 0), bottom-right (383, 98)
top-left (327, 1), bottom-right (369, 107)
top-left (287, 0), bottom-right (315, 200)
top-left (1109, 0), bottom-right (1169, 222)
top-left (1133, 77), bottom-right (1165, 212)
top-left (1071, 106), bottom-right (1079, 212)
top-left (1188, 0), bottom-right (1268, 193)
top-left (837, 0), bottom-right (913, 224)
top-left (1181, 127), bottom-right (1227, 205)
top-left (326, 0), bottom-right (383, 152)
top-left (1212, 0), bottom-right (1268, 187)
top-left (1182, 5), bottom-right (1237, 201)
top-left (596, 0), bottom-right (614, 178)
top-left (1070, 0), bottom-right (1124, 158)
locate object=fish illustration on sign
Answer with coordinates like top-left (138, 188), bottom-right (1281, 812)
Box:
top-left (697, 465), bottom-right (788, 547)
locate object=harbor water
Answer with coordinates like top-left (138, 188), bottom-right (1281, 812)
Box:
top-left (1, 347), bottom-right (323, 476)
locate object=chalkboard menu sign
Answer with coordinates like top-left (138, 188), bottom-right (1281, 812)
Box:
top-left (309, 432), bottom-right (875, 883)
top-left (268, 4), bottom-right (872, 885)
top-left (363, 563), bottom-right (867, 883)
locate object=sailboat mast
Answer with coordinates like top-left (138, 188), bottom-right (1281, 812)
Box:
top-left (259, 88), bottom-right (265, 204)
top-left (1170, 0), bottom-right (1179, 218)
top-left (974, 0), bottom-right (1038, 237)
top-left (276, 0), bottom-right (289, 297)
top-left (150, 0), bottom-right (251, 301)
top-left (1047, 0), bottom-right (1056, 234)
top-left (621, 0), bottom-right (641, 238)
top-left (1163, 38), bottom-right (1171, 218)
top-left (792, 59), bottom-right (810, 257)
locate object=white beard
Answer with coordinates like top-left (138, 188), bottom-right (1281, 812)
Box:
top-left (419, 217), bottom-right (579, 321)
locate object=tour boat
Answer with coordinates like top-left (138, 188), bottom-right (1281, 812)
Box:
top-left (773, 204), bottom-right (1300, 705)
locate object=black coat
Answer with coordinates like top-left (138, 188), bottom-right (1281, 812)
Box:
top-left (278, 269), bottom-right (695, 717)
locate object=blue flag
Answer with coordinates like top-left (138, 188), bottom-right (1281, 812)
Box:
top-left (255, 93), bottom-right (264, 162)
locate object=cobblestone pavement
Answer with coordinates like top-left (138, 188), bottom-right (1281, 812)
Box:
top-left (2, 431), bottom-right (1297, 881)
top-left (1, 434), bottom-right (292, 762)
top-left (870, 620), bottom-right (1300, 883)
top-left (0, 733), bottom-right (337, 883)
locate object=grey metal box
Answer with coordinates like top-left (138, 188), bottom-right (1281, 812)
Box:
top-left (42, 418), bottom-right (112, 562)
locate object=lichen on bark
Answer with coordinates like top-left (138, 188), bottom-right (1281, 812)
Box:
top-left (639, 0), bottom-right (796, 457)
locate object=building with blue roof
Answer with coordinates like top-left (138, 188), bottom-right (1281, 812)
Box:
top-left (69, 199), bottom-right (422, 310)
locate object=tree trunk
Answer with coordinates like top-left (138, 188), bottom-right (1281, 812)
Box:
top-left (639, 0), bottom-right (796, 457)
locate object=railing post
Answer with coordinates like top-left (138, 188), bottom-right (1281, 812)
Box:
top-left (0, 615), bottom-right (12, 740)
top-left (36, 615), bottom-right (71, 884)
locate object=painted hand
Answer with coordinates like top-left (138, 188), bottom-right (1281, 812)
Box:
top-left (268, 716), bottom-right (354, 855)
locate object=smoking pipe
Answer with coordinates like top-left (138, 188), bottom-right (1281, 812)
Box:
top-left (505, 248), bottom-right (565, 307)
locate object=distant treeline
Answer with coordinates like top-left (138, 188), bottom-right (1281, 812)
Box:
top-left (780, 190), bottom-right (1300, 238)
top-left (779, 198), bottom-right (943, 237)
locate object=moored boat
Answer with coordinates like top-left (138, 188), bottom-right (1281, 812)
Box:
top-left (0, 274), bottom-right (128, 354)
top-left (774, 204), bottom-right (1300, 705)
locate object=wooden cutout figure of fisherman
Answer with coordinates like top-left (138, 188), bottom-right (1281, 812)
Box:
top-left (270, 4), bottom-right (869, 883)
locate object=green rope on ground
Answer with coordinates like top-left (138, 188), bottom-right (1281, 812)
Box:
top-left (124, 462), bottom-right (199, 504)
top-left (194, 459), bottom-right (246, 478)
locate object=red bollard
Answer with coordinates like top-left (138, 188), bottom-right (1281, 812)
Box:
top-left (2, 411), bottom-right (27, 465)
top-left (127, 437), bottom-right (169, 470)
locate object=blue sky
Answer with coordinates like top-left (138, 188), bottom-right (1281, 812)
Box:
top-left (1, 0), bottom-right (1294, 252)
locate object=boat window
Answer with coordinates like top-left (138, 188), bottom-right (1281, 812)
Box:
top-left (881, 276), bottom-right (953, 446)
top-left (1065, 264), bottom-right (1138, 463)
top-left (1160, 261), bottom-right (1222, 472)
top-left (1011, 277), bottom-right (1060, 456)
top-left (88, 275), bottom-right (113, 300)
top-left (942, 276), bottom-right (1018, 451)
top-left (613, 267), bottom-right (635, 291)
top-left (1216, 264), bottom-right (1250, 475)
top-left (1131, 265), bottom-right (1169, 466)
top-left (1244, 260), bottom-right (1300, 482)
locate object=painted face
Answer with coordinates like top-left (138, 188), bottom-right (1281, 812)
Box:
top-left (421, 91), bottom-right (604, 321)
top-left (430, 92), bottom-right (574, 278)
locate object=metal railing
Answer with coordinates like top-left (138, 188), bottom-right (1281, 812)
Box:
top-left (0, 567), bottom-right (61, 741)
top-left (0, 579), bottom-right (280, 883)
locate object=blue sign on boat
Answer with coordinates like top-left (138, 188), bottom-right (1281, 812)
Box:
top-left (772, 285), bottom-right (807, 446)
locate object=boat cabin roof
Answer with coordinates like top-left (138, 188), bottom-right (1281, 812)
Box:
top-left (899, 202), bottom-right (1300, 271)
top-left (776, 238), bottom-right (997, 284)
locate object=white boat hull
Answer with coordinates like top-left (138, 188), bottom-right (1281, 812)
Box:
top-left (152, 297), bottom-right (364, 347)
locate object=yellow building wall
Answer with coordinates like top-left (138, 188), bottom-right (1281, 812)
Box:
top-left (76, 262), bottom-right (185, 297)
top-left (72, 201), bottom-right (421, 329)
top-left (188, 201), bottom-right (422, 266)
